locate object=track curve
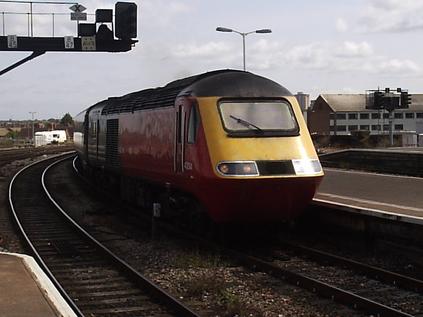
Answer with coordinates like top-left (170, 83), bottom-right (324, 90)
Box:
top-left (9, 153), bottom-right (200, 317)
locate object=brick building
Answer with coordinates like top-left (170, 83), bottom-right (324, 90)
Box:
top-left (308, 94), bottom-right (423, 136)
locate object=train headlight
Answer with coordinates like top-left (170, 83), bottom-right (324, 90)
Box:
top-left (217, 161), bottom-right (259, 176)
top-left (292, 159), bottom-right (322, 175)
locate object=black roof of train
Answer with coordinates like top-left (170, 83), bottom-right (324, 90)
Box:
top-left (99, 70), bottom-right (292, 115)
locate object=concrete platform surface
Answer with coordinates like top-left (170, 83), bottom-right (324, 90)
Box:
top-left (0, 252), bottom-right (77, 317)
top-left (315, 167), bottom-right (423, 223)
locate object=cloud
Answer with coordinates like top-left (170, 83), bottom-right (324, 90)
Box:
top-left (282, 41), bottom-right (420, 75)
top-left (167, 37), bottom-right (420, 76)
top-left (358, 0), bottom-right (423, 32)
top-left (172, 41), bottom-right (232, 58)
top-left (335, 41), bottom-right (373, 58)
top-left (284, 43), bottom-right (330, 70)
top-left (376, 58), bottom-right (420, 73)
top-left (142, 0), bottom-right (193, 27)
top-left (336, 18), bottom-right (348, 32)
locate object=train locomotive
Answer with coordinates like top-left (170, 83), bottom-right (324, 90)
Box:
top-left (74, 69), bottom-right (324, 223)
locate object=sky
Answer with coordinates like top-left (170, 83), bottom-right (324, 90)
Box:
top-left (0, 0), bottom-right (423, 120)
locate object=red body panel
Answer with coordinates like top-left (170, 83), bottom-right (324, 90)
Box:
top-left (192, 177), bottom-right (321, 223)
top-left (118, 99), bottom-right (215, 190)
top-left (119, 107), bottom-right (175, 181)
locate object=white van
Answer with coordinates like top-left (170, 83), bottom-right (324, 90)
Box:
top-left (35, 130), bottom-right (67, 147)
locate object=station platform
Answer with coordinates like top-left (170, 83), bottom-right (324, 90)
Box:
top-left (0, 252), bottom-right (76, 317)
top-left (314, 167), bottom-right (423, 225)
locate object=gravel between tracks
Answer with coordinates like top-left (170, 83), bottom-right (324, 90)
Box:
top-left (0, 158), bottom-right (36, 253)
top-left (0, 147), bottom-right (73, 253)
top-left (46, 159), bottom-right (365, 317)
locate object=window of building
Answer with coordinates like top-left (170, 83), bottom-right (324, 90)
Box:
top-left (360, 125), bottom-right (370, 130)
top-left (417, 113), bottom-right (423, 119)
top-left (383, 113), bottom-right (389, 119)
top-left (371, 125), bottom-right (380, 131)
top-left (329, 113), bottom-right (335, 120)
top-left (383, 124), bottom-right (389, 130)
top-left (348, 125), bottom-right (358, 131)
top-left (371, 113), bottom-right (380, 119)
top-left (329, 126), bottom-right (335, 131)
top-left (336, 125), bottom-right (347, 131)
top-left (405, 113), bottom-right (414, 119)
top-left (336, 113), bottom-right (346, 120)
top-left (394, 112), bottom-right (403, 119)
top-left (394, 124), bottom-right (403, 130)
top-left (348, 113), bottom-right (357, 120)
top-left (360, 113), bottom-right (369, 120)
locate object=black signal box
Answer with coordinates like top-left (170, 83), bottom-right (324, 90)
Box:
top-left (96, 9), bottom-right (113, 23)
top-left (78, 23), bottom-right (96, 37)
top-left (115, 2), bottom-right (137, 39)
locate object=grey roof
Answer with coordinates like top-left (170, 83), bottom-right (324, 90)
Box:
top-left (320, 93), bottom-right (423, 112)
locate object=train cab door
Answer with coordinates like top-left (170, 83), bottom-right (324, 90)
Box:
top-left (83, 112), bottom-right (89, 161)
top-left (175, 104), bottom-right (186, 174)
top-left (96, 119), bottom-right (99, 159)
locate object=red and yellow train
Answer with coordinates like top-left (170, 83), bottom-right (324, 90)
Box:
top-left (74, 70), bottom-right (323, 223)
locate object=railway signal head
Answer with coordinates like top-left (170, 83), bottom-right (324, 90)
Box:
top-left (400, 91), bottom-right (412, 109)
top-left (115, 2), bottom-right (137, 39)
top-left (373, 91), bottom-right (384, 109)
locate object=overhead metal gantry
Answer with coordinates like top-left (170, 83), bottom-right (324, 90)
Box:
top-left (0, 1), bottom-right (137, 75)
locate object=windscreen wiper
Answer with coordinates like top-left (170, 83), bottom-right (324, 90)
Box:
top-left (230, 115), bottom-right (263, 132)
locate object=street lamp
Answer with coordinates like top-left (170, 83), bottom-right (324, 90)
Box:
top-left (29, 111), bottom-right (36, 145)
top-left (216, 26), bottom-right (272, 71)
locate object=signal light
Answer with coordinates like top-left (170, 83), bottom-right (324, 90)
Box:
top-left (373, 91), bottom-right (384, 109)
top-left (115, 2), bottom-right (137, 39)
top-left (400, 91), bottom-right (412, 108)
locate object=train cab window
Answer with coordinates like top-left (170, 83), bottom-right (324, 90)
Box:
top-left (187, 105), bottom-right (199, 144)
top-left (218, 100), bottom-right (299, 136)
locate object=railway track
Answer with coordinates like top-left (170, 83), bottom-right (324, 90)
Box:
top-left (69, 155), bottom-right (423, 316)
top-left (9, 154), bottom-right (200, 317)
top-left (228, 242), bottom-right (423, 317)
top-left (0, 145), bottom-right (73, 167)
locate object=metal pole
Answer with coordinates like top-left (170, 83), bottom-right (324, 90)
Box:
top-left (29, 111), bottom-right (36, 145)
top-left (0, 51), bottom-right (45, 76)
top-left (2, 12), bottom-right (4, 35)
top-left (242, 33), bottom-right (246, 71)
top-left (30, 1), bottom-right (33, 36)
top-left (389, 110), bottom-right (394, 146)
top-left (52, 12), bottom-right (54, 36)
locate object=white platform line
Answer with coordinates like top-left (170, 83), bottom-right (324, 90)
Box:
top-left (317, 192), bottom-right (423, 213)
top-left (323, 167), bottom-right (423, 180)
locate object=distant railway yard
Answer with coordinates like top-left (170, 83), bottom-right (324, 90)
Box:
top-left (1, 148), bottom-right (423, 316)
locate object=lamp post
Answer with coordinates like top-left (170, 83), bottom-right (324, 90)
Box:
top-left (29, 111), bottom-right (36, 145)
top-left (216, 26), bottom-right (272, 71)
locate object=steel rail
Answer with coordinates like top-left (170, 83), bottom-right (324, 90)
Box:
top-left (280, 240), bottom-right (423, 293)
top-left (8, 152), bottom-right (83, 317)
top-left (43, 155), bottom-right (201, 317)
top-left (71, 155), bottom-right (415, 316)
top-left (226, 248), bottom-right (414, 317)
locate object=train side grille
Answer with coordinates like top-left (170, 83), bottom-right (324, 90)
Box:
top-left (106, 119), bottom-right (120, 168)
top-left (256, 160), bottom-right (295, 176)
